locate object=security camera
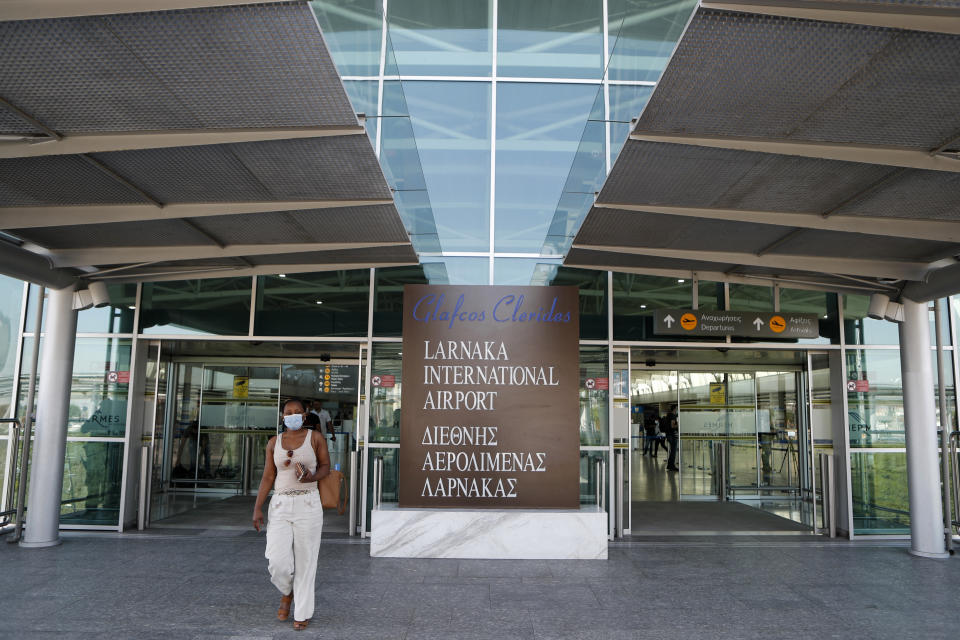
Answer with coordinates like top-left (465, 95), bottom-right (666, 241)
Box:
top-left (867, 293), bottom-right (889, 320)
top-left (320, 353), bottom-right (331, 362)
top-left (868, 293), bottom-right (904, 323)
top-left (88, 281), bottom-right (111, 308)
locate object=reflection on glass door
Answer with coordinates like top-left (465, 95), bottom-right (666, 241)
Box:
top-left (630, 369), bottom-right (679, 501)
top-left (168, 363), bottom-right (202, 486)
top-left (168, 363), bottom-right (279, 493)
top-left (755, 371), bottom-right (800, 493)
top-left (198, 365), bottom-right (279, 491)
top-left (630, 355), bottom-right (815, 530)
top-left (678, 371), bottom-right (756, 499)
top-left (809, 353), bottom-right (833, 531)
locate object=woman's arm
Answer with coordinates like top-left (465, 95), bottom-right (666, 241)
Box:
top-left (252, 436), bottom-right (278, 531)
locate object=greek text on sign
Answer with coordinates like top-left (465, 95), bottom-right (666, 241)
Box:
top-left (654, 309), bottom-right (820, 339)
top-left (400, 285), bottom-right (580, 509)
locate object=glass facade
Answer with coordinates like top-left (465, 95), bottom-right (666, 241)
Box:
top-left (1, 0), bottom-right (956, 541)
top-left (845, 349), bottom-right (904, 449)
top-left (4, 271), bottom-right (960, 535)
top-left (851, 451), bottom-right (909, 534)
top-left (255, 271), bottom-right (370, 337)
top-left (0, 276), bottom-right (23, 422)
top-left (141, 278), bottom-right (252, 336)
top-left (312, 0), bottom-right (679, 282)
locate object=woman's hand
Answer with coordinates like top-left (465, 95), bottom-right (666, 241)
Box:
top-left (252, 508), bottom-right (265, 532)
top-left (295, 462), bottom-right (314, 483)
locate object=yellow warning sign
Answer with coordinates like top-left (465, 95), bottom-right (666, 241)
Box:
top-left (709, 383), bottom-right (726, 405)
top-left (680, 313), bottom-right (698, 331)
top-left (769, 315), bottom-right (787, 333)
top-left (233, 376), bottom-right (249, 399)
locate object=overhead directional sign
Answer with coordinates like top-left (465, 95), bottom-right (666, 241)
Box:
top-left (653, 309), bottom-right (820, 339)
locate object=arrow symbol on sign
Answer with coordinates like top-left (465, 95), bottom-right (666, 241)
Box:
top-left (753, 317), bottom-right (764, 330)
top-left (664, 314), bottom-right (675, 328)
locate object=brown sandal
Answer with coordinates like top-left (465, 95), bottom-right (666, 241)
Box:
top-left (277, 593), bottom-right (292, 621)
top-left (293, 620), bottom-right (309, 631)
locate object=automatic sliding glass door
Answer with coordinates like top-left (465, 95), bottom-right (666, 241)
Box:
top-left (678, 371), bottom-right (756, 499)
top-left (755, 371), bottom-right (801, 494)
top-left (196, 365), bottom-right (280, 492)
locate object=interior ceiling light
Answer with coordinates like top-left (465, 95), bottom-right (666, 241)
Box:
top-left (315, 300), bottom-right (323, 305)
top-left (677, 279), bottom-right (685, 283)
top-left (278, 273), bottom-right (287, 278)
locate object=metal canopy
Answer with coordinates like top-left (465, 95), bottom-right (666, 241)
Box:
top-left (567, 1), bottom-right (960, 300)
top-left (0, 2), bottom-right (418, 288)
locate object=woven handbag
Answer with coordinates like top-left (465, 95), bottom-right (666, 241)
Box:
top-left (318, 469), bottom-right (347, 515)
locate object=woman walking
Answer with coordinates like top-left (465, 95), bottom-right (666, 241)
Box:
top-left (252, 399), bottom-right (331, 631)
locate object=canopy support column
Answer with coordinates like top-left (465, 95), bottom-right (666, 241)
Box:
top-left (898, 297), bottom-right (948, 558)
top-left (21, 286), bottom-right (77, 548)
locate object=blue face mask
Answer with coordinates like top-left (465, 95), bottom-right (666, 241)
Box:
top-left (283, 414), bottom-right (304, 431)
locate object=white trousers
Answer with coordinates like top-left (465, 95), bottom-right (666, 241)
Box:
top-left (265, 492), bottom-right (324, 621)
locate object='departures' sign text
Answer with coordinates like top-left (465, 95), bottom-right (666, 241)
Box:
top-left (399, 285), bottom-right (580, 508)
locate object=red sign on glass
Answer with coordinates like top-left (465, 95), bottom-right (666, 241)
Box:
top-left (372, 374), bottom-right (396, 388)
top-left (847, 379), bottom-right (870, 393)
top-left (584, 377), bottom-right (609, 390)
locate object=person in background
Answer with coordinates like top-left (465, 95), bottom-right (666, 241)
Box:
top-left (643, 413), bottom-right (658, 457)
top-left (661, 406), bottom-right (680, 471)
top-left (310, 400), bottom-right (334, 441)
top-left (252, 399), bottom-right (330, 631)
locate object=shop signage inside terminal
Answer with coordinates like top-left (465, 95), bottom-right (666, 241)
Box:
top-left (399, 284), bottom-right (580, 508)
top-left (653, 309), bottom-right (820, 339)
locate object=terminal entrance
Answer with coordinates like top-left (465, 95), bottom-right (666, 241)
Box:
top-left (622, 349), bottom-right (830, 535)
top-left (140, 341), bottom-right (363, 534)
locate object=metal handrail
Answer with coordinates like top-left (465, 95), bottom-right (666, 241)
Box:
top-left (615, 448), bottom-right (624, 537)
top-left (713, 441), bottom-right (727, 501)
top-left (10, 285), bottom-right (43, 543)
top-left (372, 456), bottom-right (384, 509)
top-left (1, 419), bottom-right (23, 529)
top-left (594, 457), bottom-right (605, 511)
top-left (818, 451), bottom-right (836, 538)
top-left (949, 430), bottom-right (960, 533)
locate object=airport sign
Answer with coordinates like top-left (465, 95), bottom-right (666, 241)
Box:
top-left (653, 309), bottom-right (820, 339)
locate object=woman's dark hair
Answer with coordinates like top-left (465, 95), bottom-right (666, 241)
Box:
top-left (282, 398), bottom-right (305, 412)
top-left (304, 413), bottom-right (321, 429)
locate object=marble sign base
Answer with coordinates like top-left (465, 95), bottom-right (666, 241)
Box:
top-left (370, 504), bottom-right (607, 559)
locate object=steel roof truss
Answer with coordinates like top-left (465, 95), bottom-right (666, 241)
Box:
top-left (628, 133), bottom-right (960, 173)
top-left (570, 244), bottom-right (932, 281)
top-left (0, 200), bottom-right (396, 229)
top-left (0, 0), bottom-right (293, 21)
top-left (89, 261), bottom-right (420, 283)
top-left (50, 241), bottom-right (409, 268)
top-left (0, 126), bottom-right (367, 160)
top-left (592, 203), bottom-right (960, 244)
top-left (700, 1), bottom-right (960, 36)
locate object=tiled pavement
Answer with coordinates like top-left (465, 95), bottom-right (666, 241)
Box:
top-left (0, 530), bottom-right (957, 639)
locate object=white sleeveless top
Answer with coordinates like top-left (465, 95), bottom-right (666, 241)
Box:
top-left (273, 431), bottom-right (318, 493)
